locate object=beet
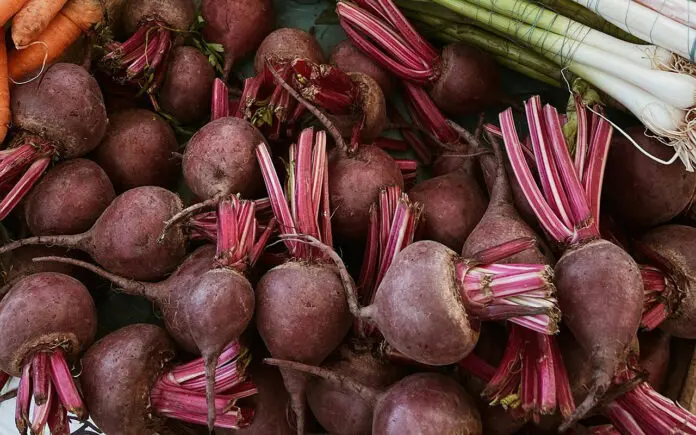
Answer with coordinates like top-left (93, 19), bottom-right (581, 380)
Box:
top-left (93, 109), bottom-right (179, 191)
top-left (408, 171), bottom-right (487, 252)
top-left (0, 64), bottom-right (107, 220)
top-left (24, 159), bottom-right (115, 235)
top-left (266, 359), bottom-right (483, 435)
top-left (120, 0), bottom-right (195, 35)
top-left (636, 224), bottom-right (696, 338)
top-left (254, 28), bottom-right (326, 74)
top-left (0, 272), bottom-right (96, 376)
top-left (0, 186), bottom-right (187, 281)
top-left (330, 40), bottom-right (394, 95)
top-left (603, 126), bottom-right (696, 229)
top-left (80, 324), bottom-right (177, 434)
top-left (201, 0), bottom-right (275, 77)
top-left (638, 330), bottom-right (671, 391)
top-left (183, 117), bottom-right (265, 201)
top-left (159, 46), bottom-right (216, 124)
top-left (328, 145), bottom-right (404, 242)
top-left (305, 341), bottom-right (408, 435)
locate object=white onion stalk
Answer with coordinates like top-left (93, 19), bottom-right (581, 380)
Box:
top-left (432, 0), bottom-right (696, 169)
top-left (570, 0), bottom-right (696, 61)
top-left (457, 0), bottom-right (675, 68)
top-left (633, 0), bottom-right (696, 29)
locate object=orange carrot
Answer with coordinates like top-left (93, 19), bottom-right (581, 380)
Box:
top-left (0, 0), bottom-right (31, 27)
top-left (12, 0), bottom-right (69, 48)
top-left (0, 27), bottom-right (9, 144)
top-left (7, 0), bottom-right (103, 82)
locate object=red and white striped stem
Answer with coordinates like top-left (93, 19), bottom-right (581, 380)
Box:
top-left (639, 265), bottom-right (672, 330)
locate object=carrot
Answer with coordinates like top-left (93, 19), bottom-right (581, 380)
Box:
top-left (7, 0), bottom-right (103, 82)
top-left (0, 0), bottom-right (30, 27)
top-left (0, 27), bottom-right (9, 144)
top-left (12, 0), bottom-right (69, 48)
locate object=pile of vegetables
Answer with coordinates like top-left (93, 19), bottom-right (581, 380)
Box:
top-left (0, 0), bottom-right (696, 433)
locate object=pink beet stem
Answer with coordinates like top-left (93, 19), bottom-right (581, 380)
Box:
top-left (484, 325), bottom-right (523, 404)
top-left (395, 159), bottom-right (417, 171)
top-left (47, 401), bottom-right (69, 435)
top-left (31, 353), bottom-right (50, 405)
top-left (49, 350), bottom-right (87, 420)
top-left (390, 107), bottom-right (433, 164)
top-left (500, 108), bottom-right (572, 242)
top-left (16, 363), bottom-right (31, 434)
top-left (535, 334), bottom-right (557, 415)
top-left (470, 237), bottom-right (537, 264)
top-left (525, 97), bottom-right (574, 230)
top-left (212, 78), bottom-right (230, 120)
top-left (605, 402), bottom-right (646, 434)
top-left (319, 151), bottom-right (333, 247)
top-left (236, 75), bottom-right (266, 120)
top-left (294, 128), bottom-right (319, 258)
top-left (256, 142), bottom-right (298, 253)
top-left (403, 83), bottom-right (459, 144)
top-left (151, 388), bottom-right (239, 414)
top-left (168, 343), bottom-right (243, 382)
top-left (459, 353), bottom-right (496, 383)
top-left (250, 217), bottom-right (277, 266)
top-left (640, 265), bottom-right (671, 330)
top-left (125, 29), bottom-right (164, 78)
top-left (0, 157), bottom-right (51, 221)
top-left (30, 382), bottom-right (52, 435)
top-left (573, 96), bottom-right (589, 178)
top-left (543, 104), bottom-right (593, 227)
top-left (156, 406), bottom-right (253, 430)
top-left (582, 106), bottom-right (612, 227)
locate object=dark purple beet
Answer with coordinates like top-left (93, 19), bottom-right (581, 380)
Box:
top-left (255, 261), bottom-right (352, 435)
top-left (80, 324), bottom-right (177, 435)
top-left (201, 0), bottom-right (275, 77)
top-left (328, 145), bottom-right (404, 242)
top-left (93, 109), bottom-right (179, 191)
top-left (182, 117), bottom-right (265, 201)
top-left (428, 43), bottom-right (500, 117)
top-left (0, 186), bottom-right (187, 281)
top-left (234, 364), bottom-right (293, 435)
top-left (408, 171), bottom-right (488, 252)
top-left (0, 272), bottom-right (97, 376)
top-left (120, 0), bottom-right (195, 35)
top-left (603, 126), bottom-right (696, 229)
top-left (24, 159), bottom-right (115, 235)
top-left (253, 28), bottom-right (325, 74)
top-left (635, 225), bottom-right (696, 339)
top-left (330, 40), bottom-right (394, 95)
top-left (306, 341), bottom-right (408, 435)
top-left (159, 46), bottom-right (216, 125)
top-left (639, 330), bottom-right (671, 391)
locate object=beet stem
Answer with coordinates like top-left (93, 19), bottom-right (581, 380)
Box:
top-left (392, 110), bottom-right (433, 164)
top-left (403, 84), bottom-right (459, 145)
top-left (46, 401), bottom-right (69, 435)
top-left (573, 95), bottom-right (589, 177)
top-left (211, 78), bottom-right (230, 121)
top-left (49, 350), bottom-right (87, 420)
top-left (374, 137), bottom-right (409, 151)
top-left (582, 105), bottom-right (612, 226)
top-left (29, 382), bottom-right (52, 435)
top-left (15, 361), bottom-right (31, 434)
top-left (458, 353), bottom-right (496, 383)
top-left (30, 353), bottom-right (49, 405)
top-left (158, 197), bottom-right (221, 243)
top-left (263, 358), bottom-right (380, 405)
top-left (265, 59), bottom-right (348, 154)
top-left (470, 237), bottom-right (537, 264)
top-left (0, 157), bottom-right (50, 221)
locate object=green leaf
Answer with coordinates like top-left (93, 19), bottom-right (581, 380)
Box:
top-left (207, 43), bottom-right (225, 52)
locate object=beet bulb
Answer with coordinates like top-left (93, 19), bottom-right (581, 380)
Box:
top-left (0, 186), bottom-right (187, 280)
top-left (24, 159), bottom-right (115, 236)
top-left (201, 0), bottom-right (275, 78)
top-left (330, 40), bottom-right (394, 95)
top-left (254, 128), bottom-right (352, 434)
top-left (0, 272), bottom-right (96, 434)
top-left (0, 63), bottom-right (107, 220)
top-left (81, 324), bottom-right (257, 434)
top-left (93, 108), bottom-right (179, 191)
top-left (254, 28), bottom-right (325, 74)
top-left (266, 358), bottom-right (483, 435)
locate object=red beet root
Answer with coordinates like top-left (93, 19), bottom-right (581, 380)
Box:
top-left (0, 63), bottom-right (107, 220)
top-left (183, 117), bottom-right (265, 201)
top-left (120, 0), bottom-right (195, 35)
top-left (408, 171), bottom-right (487, 252)
top-left (638, 330), bottom-right (671, 391)
top-left (603, 126), bottom-right (696, 229)
top-left (159, 46), bottom-right (216, 124)
top-left (0, 186), bottom-right (187, 281)
top-left (266, 359), bottom-right (483, 435)
top-left (253, 28), bottom-right (325, 74)
top-left (636, 225), bottom-right (696, 338)
top-left (0, 272), bottom-right (96, 434)
top-left (93, 109), bottom-right (179, 191)
top-left (201, 0), bottom-right (275, 78)
top-left (330, 40), bottom-right (394, 95)
top-left (24, 159), bottom-right (115, 236)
